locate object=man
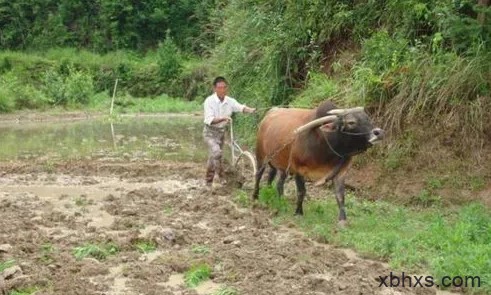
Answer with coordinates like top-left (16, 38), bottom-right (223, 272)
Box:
top-left (203, 76), bottom-right (256, 187)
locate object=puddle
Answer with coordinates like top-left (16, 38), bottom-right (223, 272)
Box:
top-left (0, 115), bottom-right (206, 162)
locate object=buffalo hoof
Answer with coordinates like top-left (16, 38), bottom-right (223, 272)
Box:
top-left (294, 210), bottom-right (303, 216)
top-left (337, 220), bottom-right (347, 228)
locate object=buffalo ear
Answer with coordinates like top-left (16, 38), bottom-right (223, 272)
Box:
top-left (319, 122), bottom-right (336, 132)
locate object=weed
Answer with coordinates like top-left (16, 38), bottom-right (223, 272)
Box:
top-left (258, 186), bottom-right (290, 214)
top-left (8, 286), bottom-right (39, 295)
top-left (184, 263), bottom-right (212, 288)
top-left (75, 196), bottom-right (89, 207)
top-left (134, 240), bottom-right (157, 254)
top-left (425, 177), bottom-right (445, 190)
top-left (233, 190), bottom-right (250, 208)
top-left (191, 245), bottom-right (210, 255)
top-left (412, 189), bottom-right (442, 208)
top-left (214, 286), bottom-right (238, 295)
top-left (73, 243), bottom-right (119, 261)
top-left (163, 206), bottom-right (173, 215)
top-left (42, 160), bottom-right (55, 173)
top-left (0, 87), bottom-right (14, 113)
top-left (468, 176), bottom-right (485, 191)
top-left (0, 259), bottom-right (15, 272)
top-left (40, 243), bottom-right (56, 264)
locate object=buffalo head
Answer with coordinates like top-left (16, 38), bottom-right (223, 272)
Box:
top-left (295, 101), bottom-right (384, 158)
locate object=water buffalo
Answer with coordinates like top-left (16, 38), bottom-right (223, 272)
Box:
top-left (252, 100), bottom-right (384, 225)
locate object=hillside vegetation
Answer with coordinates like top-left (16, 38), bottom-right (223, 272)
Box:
top-left (0, 0), bottom-right (490, 197)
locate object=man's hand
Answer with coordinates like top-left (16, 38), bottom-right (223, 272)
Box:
top-left (244, 106), bottom-right (256, 113)
top-left (211, 116), bottom-right (231, 124)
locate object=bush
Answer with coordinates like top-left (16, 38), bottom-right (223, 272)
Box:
top-left (42, 64), bottom-right (95, 106)
top-left (178, 60), bottom-right (213, 101)
top-left (65, 69), bottom-right (95, 105)
top-left (0, 88), bottom-right (14, 113)
top-left (0, 72), bottom-right (48, 111)
top-left (157, 32), bottom-right (183, 83)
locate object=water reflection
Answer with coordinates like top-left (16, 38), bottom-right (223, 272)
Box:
top-left (0, 115), bottom-right (207, 162)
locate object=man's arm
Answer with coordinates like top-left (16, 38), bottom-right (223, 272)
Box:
top-left (231, 98), bottom-right (256, 114)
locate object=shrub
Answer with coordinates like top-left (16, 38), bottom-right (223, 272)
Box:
top-left (42, 64), bottom-right (95, 106)
top-left (157, 32), bottom-right (183, 83)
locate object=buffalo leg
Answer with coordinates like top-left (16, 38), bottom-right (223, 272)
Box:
top-left (294, 174), bottom-right (306, 215)
top-left (276, 170), bottom-right (287, 197)
top-left (267, 165), bottom-right (277, 186)
top-left (334, 176), bottom-right (347, 222)
top-left (253, 164), bottom-right (266, 200)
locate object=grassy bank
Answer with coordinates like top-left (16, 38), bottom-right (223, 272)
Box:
top-left (234, 186), bottom-right (490, 294)
top-left (88, 93), bottom-right (201, 114)
top-left (0, 48), bottom-right (210, 115)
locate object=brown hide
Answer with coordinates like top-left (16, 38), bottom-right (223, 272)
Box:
top-left (255, 107), bottom-right (352, 182)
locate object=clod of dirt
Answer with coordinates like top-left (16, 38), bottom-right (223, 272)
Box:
top-left (0, 244), bottom-right (12, 253)
top-left (79, 258), bottom-right (110, 277)
top-left (0, 277), bottom-right (5, 295)
top-left (48, 264), bottom-right (61, 271)
top-left (122, 208), bottom-right (137, 216)
top-left (0, 266), bottom-right (22, 280)
top-left (161, 228), bottom-right (176, 242)
top-left (104, 194), bottom-right (116, 202)
top-left (222, 235), bottom-right (238, 244)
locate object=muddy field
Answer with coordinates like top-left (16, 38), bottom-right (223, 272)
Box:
top-left (0, 115), bottom-right (450, 295)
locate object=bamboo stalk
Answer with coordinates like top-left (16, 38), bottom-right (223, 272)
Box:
top-left (110, 79), bottom-right (119, 116)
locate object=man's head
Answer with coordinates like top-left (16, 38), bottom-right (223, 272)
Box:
top-left (213, 76), bottom-right (228, 100)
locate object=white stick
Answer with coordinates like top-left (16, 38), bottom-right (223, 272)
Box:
top-left (230, 119), bottom-right (235, 164)
top-left (110, 79), bottom-right (119, 116)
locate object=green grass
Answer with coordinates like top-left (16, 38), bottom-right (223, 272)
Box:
top-left (213, 286), bottom-right (239, 295)
top-left (40, 243), bottom-right (56, 264)
top-left (120, 95), bottom-right (201, 113)
top-left (233, 190), bottom-right (250, 208)
top-left (89, 92), bottom-right (201, 114)
top-left (8, 286), bottom-right (39, 295)
top-left (191, 245), bottom-right (210, 255)
top-left (250, 186), bottom-right (491, 293)
top-left (75, 196), bottom-right (89, 207)
top-left (289, 72), bottom-right (341, 108)
top-left (257, 185), bottom-right (291, 214)
top-left (0, 259), bottom-right (15, 272)
top-left (73, 243), bottom-right (119, 261)
top-left (8, 286), bottom-right (40, 295)
top-left (184, 263), bottom-right (212, 288)
top-left (163, 206), bottom-right (173, 215)
top-left (134, 240), bottom-right (157, 254)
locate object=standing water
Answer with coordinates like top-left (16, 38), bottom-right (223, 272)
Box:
top-left (0, 114), bottom-right (208, 162)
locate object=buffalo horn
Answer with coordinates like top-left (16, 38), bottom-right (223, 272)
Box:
top-left (327, 107), bottom-right (364, 115)
top-left (294, 115), bottom-right (337, 134)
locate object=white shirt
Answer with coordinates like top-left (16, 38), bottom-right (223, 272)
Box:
top-left (203, 93), bottom-right (245, 129)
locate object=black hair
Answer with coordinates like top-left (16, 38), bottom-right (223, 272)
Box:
top-left (213, 76), bottom-right (227, 86)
